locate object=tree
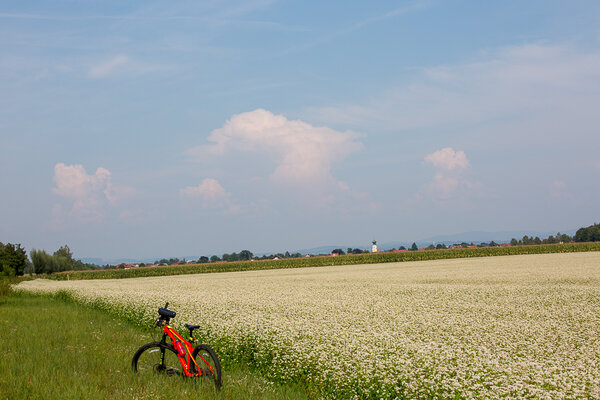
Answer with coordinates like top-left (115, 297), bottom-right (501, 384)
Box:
top-left (239, 250), bottom-right (253, 260)
top-left (210, 255), bottom-right (220, 263)
top-left (331, 249), bottom-right (345, 255)
top-left (557, 232), bottom-right (572, 243)
top-left (0, 242), bottom-right (28, 276)
top-left (575, 224), bottom-right (600, 242)
top-left (52, 245), bottom-right (75, 271)
top-left (30, 249), bottom-right (57, 274)
top-left (54, 245), bottom-right (73, 262)
top-left (410, 242), bottom-right (418, 251)
top-left (198, 256), bottom-right (209, 263)
top-left (545, 235), bottom-right (557, 244)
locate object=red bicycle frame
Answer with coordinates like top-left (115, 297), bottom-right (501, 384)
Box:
top-left (162, 323), bottom-right (214, 377)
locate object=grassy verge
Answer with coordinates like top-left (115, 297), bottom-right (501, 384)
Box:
top-left (0, 291), bottom-right (308, 400)
top-left (48, 242), bottom-right (600, 281)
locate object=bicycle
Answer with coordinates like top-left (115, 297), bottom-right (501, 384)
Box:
top-left (131, 302), bottom-right (222, 389)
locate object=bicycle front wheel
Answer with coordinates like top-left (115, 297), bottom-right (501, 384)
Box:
top-left (132, 342), bottom-right (183, 377)
top-left (191, 344), bottom-right (222, 389)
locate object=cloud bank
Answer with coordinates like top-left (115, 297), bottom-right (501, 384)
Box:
top-left (309, 43), bottom-right (600, 145)
top-left (189, 109), bottom-right (362, 186)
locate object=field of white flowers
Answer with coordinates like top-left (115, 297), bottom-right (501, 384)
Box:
top-left (19, 252), bottom-right (600, 399)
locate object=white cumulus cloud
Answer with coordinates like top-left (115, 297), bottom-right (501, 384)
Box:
top-left (188, 109), bottom-right (363, 186)
top-left (423, 148), bottom-right (472, 199)
top-left (52, 163), bottom-right (117, 222)
top-left (180, 178), bottom-right (229, 202)
top-left (424, 147), bottom-right (469, 170)
top-left (180, 178), bottom-right (240, 214)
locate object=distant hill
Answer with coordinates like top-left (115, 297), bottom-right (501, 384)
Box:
top-left (417, 229), bottom-right (577, 245)
top-left (293, 229), bottom-right (577, 254)
top-left (80, 229), bottom-right (578, 264)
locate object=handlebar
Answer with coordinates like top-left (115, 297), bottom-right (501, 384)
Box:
top-left (157, 302), bottom-right (176, 324)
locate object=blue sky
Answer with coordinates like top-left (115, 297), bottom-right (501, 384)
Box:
top-left (2, 0), bottom-right (599, 260)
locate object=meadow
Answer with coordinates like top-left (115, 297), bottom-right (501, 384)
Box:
top-left (0, 292), bottom-right (308, 400)
top-left (49, 242), bottom-right (600, 281)
top-left (17, 252), bottom-right (600, 399)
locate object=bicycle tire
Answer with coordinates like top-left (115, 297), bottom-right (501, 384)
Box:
top-left (132, 342), bottom-right (183, 376)
top-left (191, 344), bottom-right (222, 389)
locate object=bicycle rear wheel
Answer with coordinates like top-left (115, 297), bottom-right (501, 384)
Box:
top-left (132, 342), bottom-right (183, 377)
top-left (191, 344), bottom-right (222, 389)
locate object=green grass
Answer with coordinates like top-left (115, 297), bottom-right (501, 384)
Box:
top-left (0, 292), bottom-right (309, 400)
top-left (47, 242), bottom-right (600, 281)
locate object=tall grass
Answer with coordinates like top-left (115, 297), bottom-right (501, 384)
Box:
top-left (0, 293), bottom-right (309, 400)
top-left (48, 242), bottom-right (600, 281)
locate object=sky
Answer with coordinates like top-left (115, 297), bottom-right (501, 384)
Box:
top-left (1, 0), bottom-right (600, 260)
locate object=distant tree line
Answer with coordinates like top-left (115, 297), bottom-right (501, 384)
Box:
top-left (154, 257), bottom-right (184, 265)
top-left (0, 243), bottom-right (100, 276)
top-left (509, 232), bottom-right (573, 246)
top-left (2, 223), bottom-right (599, 275)
top-left (331, 248), bottom-right (369, 255)
top-left (198, 250), bottom-right (305, 263)
top-left (30, 245), bottom-right (100, 274)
